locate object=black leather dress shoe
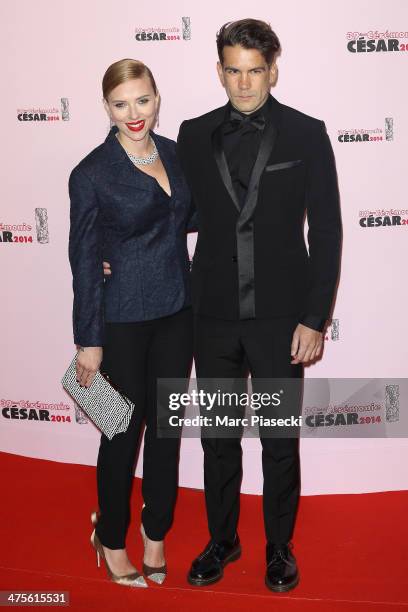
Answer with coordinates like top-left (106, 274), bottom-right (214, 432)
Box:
top-left (265, 542), bottom-right (299, 592)
top-left (187, 535), bottom-right (241, 586)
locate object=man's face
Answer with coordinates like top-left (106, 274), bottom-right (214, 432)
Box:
top-left (217, 45), bottom-right (277, 114)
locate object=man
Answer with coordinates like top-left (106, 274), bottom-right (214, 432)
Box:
top-left (176, 19), bottom-right (341, 592)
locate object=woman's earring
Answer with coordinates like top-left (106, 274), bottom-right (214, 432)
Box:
top-left (156, 113), bottom-right (160, 129)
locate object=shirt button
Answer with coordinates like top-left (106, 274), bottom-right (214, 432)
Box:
top-left (232, 256), bottom-right (237, 263)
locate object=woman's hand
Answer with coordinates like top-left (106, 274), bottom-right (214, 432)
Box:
top-left (76, 346), bottom-right (103, 388)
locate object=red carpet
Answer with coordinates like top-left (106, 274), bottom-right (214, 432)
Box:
top-left (0, 451), bottom-right (407, 611)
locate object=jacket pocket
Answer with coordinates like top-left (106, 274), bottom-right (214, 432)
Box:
top-left (265, 160), bottom-right (303, 172)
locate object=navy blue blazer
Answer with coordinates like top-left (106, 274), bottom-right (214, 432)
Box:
top-left (68, 126), bottom-right (193, 347)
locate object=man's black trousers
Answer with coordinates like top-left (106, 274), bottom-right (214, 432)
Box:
top-left (194, 314), bottom-right (303, 546)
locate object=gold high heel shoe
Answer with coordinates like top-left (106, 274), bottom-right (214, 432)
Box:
top-left (140, 523), bottom-right (167, 584)
top-left (90, 511), bottom-right (147, 588)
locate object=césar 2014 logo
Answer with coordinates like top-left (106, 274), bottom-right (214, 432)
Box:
top-left (0, 209), bottom-right (49, 244)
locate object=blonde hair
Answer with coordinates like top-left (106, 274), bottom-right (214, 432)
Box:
top-left (102, 58), bottom-right (158, 100)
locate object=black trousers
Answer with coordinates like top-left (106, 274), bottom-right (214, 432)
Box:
top-left (194, 315), bottom-right (303, 546)
top-left (95, 307), bottom-right (193, 549)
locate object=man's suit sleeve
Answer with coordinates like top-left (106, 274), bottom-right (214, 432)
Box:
top-left (177, 120), bottom-right (198, 233)
top-left (301, 121), bottom-right (342, 331)
top-left (68, 167), bottom-right (105, 347)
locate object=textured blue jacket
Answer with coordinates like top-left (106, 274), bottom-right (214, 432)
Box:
top-left (68, 126), bottom-right (193, 347)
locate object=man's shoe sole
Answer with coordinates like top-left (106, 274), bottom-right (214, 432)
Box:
top-left (187, 548), bottom-right (242, 587)
top-left (265, 573), bottom-right (299, 593)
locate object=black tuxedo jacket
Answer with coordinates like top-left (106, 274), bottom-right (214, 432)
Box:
top-left (177, 95), bottom-right (341, 328)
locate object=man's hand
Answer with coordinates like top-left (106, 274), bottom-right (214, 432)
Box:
top-left (76, 346), bottom-right (103, 387)
top-left (103, 261), bottom-right (111, 276)
top-left (291, 323), bottom-right (323, 364)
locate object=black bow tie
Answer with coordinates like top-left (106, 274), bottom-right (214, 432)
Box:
top-left (224, 108), bottom-right (266, 135)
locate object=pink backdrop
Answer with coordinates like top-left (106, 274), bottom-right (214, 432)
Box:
top-left (1, 0), bottom-right (407, 494)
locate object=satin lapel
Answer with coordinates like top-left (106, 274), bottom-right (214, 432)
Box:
top-left (239, 120), bottom-right (278, 224)
top-left (235, 109), bottom-right (279, 319)
top-left (211, 123), bottom-right (240, 213)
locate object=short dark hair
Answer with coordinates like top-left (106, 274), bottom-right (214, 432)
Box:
top-left (216, 19), bottom-right (281, 65)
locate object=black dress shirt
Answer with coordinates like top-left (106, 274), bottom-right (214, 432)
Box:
top-left (222, 97), bottom-right (268, 208)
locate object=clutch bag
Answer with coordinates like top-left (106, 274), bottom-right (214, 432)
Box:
top-left (61, 355), bottom-right (135, 440)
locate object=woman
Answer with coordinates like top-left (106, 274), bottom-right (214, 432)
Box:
top-left (68, 59), bottom-right (194, 587)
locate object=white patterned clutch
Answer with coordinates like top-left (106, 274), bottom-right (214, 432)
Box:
top-left (62, 355), bottom-right (135, 440)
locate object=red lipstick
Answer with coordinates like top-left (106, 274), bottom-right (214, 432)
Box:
top-left (126, 120), bottom-right (145, 132)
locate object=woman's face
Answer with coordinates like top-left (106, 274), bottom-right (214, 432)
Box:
top-left (104, 75), bottom-right (159, 144)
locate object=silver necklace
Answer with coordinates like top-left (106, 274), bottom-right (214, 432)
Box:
top-left (125, 137), bottom-right (159, 166)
